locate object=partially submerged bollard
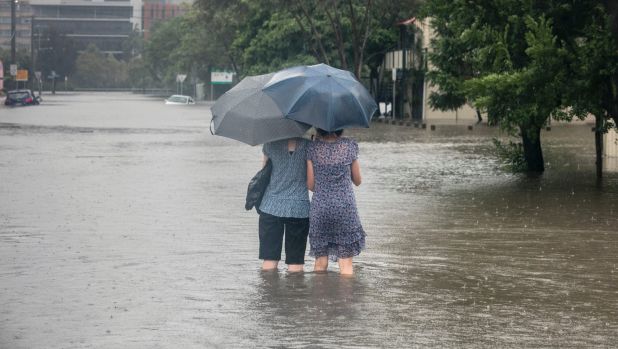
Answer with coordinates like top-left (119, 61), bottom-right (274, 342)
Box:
top-left (468, 125), bottom-right (473, 130)
top-left (430, 125), bottom-right (436, 131)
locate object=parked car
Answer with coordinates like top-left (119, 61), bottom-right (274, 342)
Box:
top-left (165, 95), bottom-right (195, 105)
top-left (4, 89), bottom-right (41, 106)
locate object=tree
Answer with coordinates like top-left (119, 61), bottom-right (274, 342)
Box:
top-left (287, 0), bottom-right (419, 78)
top-left (73, 44), bottom-right (128, 88)
top-left (194, 0), bottom-right (251, 75)
top-left (564, 4), bottom-right (618, 177)
top-left (423, 0), bottom-right (618, 173)
top-left (194, 0), bottom-right (419, 79)
top-left (36, 28), bottom-right (77, 80)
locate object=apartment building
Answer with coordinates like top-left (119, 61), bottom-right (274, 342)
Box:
top-left (0, 0), bottom-right (32, 53)
top-left (30, 0), bottom-right (134, 56)
top-left (142, 0), bottom-right (188, 40)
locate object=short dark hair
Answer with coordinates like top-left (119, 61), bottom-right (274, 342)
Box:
top-left (316, 128), bottom-right (343, 137)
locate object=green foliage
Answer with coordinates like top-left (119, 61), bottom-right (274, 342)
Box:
top-left (423, 0), bottom-right (618, 172)
top-left (36, 28), bottom-right (78, 79)
top-left (492, 138), bottom-right (527, 172)
top-left (193, 0), bottom-right (419, 78)
top-left (143, 17), bottom-right (187, 84)
top-left (142, 8), bottom-right (229, 89)
top-left (565, 6), bottom-right (618, 125)
top-left (73, 45), bottom-right (129, 88)
top-left (235, 5), bottom-right (318, 75)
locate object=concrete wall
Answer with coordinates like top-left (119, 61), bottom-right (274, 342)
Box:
top-left (415, 18), bottom-right (478, 123)
top-left (605, 128), bottom-right (618, 157)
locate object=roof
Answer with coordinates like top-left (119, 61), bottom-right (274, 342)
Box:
top-left (396, 17), bottom-right (416, 26)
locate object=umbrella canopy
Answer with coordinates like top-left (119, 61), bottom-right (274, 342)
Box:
top-left (211, 73), bottom-right (311, 146)
top-left (262, 63), bottom-right (377, 132)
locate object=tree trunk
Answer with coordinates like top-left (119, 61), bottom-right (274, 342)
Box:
top-left (595, 115), bottom-right (604, 179)
top-left (520, 125), bottom-right (545, 172)
top-left (604, 0), bottom-right (618, 126)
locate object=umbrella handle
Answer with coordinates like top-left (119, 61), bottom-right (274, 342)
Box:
top-left (209, 119), bottom-right (214, 135)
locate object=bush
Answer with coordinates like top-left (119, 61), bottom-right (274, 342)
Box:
top-left (492, 138), bottom-right (527, 172)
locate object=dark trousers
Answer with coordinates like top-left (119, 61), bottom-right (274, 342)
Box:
top-left (259, 212), bottom-right (309, 265)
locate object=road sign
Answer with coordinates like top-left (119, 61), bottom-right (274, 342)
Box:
top-left (16, 69), bottom-right (28, 81)
top-left (176, 74), bottom-right (187, 83)
top-left (35, 71), bottom-right (42, 80)
top-left (211, 70), bottom-right (234, 84)
top-left (10, 64), bottom-right (17, 76)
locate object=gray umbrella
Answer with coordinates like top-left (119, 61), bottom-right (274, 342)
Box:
top-left (210, 73), bottom-right (311, 146)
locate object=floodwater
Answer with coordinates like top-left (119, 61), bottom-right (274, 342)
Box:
top-left (1, 93), bottom-right (617, 348)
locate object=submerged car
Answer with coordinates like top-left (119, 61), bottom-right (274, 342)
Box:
top-left (4, 89), bottom-right (41, 106)
top-left (165, 95), bottom-right (195, 105)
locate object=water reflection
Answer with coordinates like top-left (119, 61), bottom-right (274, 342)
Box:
top-left (251, 271), bottom-right (366, 347)
top-left (255, 270), bottom-right (361, 318)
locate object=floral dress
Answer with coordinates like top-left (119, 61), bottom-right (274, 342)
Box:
top-left (307, 137), bottom-right (365, 261)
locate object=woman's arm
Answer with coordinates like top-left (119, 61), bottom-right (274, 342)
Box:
top-left (263, 155), bottom-right (269, 167)
top-left (307, 160), bottom-right (315, 192)
top-left (351, 159), bottom-right (362, 186)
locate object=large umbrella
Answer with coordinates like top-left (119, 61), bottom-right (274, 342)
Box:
top-left (262, 63), bottom-right (377, 132)
top-left (211, 73), bottom-right (311, 146)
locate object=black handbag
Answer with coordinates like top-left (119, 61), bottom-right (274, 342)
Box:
top-left (245, 159), bottom-right (272, 211)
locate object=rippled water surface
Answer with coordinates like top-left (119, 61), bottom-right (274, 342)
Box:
top-left (1, 93), bottom-right (617, 348)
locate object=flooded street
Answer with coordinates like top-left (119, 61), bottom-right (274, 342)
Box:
top-left (1, 93), bottom-right (617, 348)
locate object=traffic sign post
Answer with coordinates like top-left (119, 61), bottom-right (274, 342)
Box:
top-left (0, 60), bottom-right (4, 91)
top-left (392, 68), bottom-right (397, 119)
top-left (210, 70), bottom-right (235, 100)
top-left (176, 74), bottom-right (187, 95)
top-left (48, 70), bottom-right (60, 94)
top-left (35, 71), bottom-right (42, 96)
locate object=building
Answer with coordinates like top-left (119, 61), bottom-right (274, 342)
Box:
top-left (142, 0), bottom-right (188, 40)
top-left (0, 0), bottom-right (33, 53)
top-left (30, 0), bottom-right (134, 56)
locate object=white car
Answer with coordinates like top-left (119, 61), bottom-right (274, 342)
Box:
top-left (165, 95), bottom-right (195, 105)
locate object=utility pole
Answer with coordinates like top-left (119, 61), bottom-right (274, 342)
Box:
top-left (11, 0), bottom-right (16, 65)
top-left (30, 15), bottom-right (34, 90)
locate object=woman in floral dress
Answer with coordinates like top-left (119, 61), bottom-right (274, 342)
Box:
top-left (306, 129), bottom-right (365, 275)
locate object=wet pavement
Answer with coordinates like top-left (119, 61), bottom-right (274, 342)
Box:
top-left (1, 93), bottom-right (617, 348)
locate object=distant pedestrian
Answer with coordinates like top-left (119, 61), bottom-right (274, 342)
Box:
top-left (306, 129), bottom-right (365, 275)
top-left (258, 138), bottom-right (310, 273)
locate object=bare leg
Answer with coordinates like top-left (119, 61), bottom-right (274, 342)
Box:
top-left (287, 264), bottom-right (304, 273)
top-left (262, 260), bottom-right (279, 271)
top-left (314, 256), bottom-right (328, 272)
top-left (338, 258), bottom-right (353, 275)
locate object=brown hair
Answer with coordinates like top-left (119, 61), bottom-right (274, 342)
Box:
top-left (316, 128), bottom-right (343, 137)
